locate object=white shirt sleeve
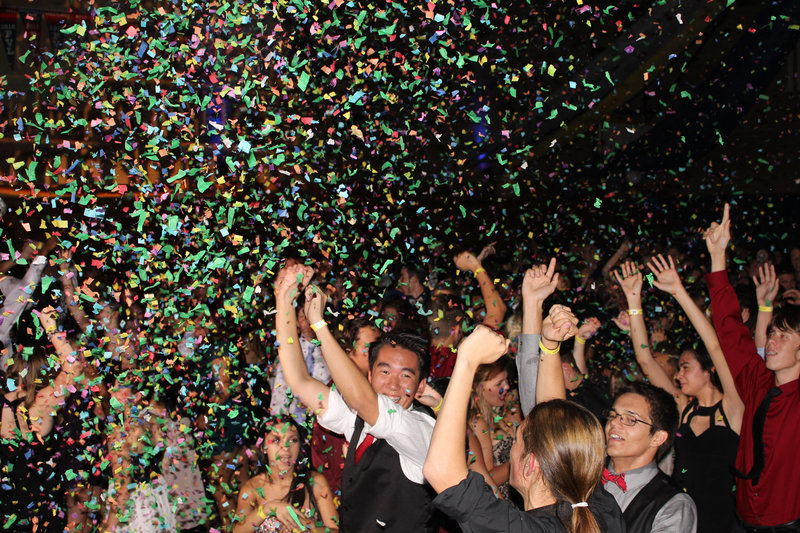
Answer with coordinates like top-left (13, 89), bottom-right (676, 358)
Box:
top-left (317, 389), bottom-right (434, 484)
top-left (651, 493), bottom-right (697, 533)
top-left (316, 387), bottom-right (358, 441)
top-left (366, 394), bottom-right (435, 484)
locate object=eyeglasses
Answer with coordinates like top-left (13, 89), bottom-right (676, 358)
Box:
top-left (604, 409), bottom-right (653, 428)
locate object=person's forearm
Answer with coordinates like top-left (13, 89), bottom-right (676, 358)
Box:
top-left (61, 273), bottom-right (92, 332)
top-left (710, 250), bottom-right (726, 274)
top-left (573, 338), bottom-right (588, 375)
top-left (535, 336), bottom-right (566, 403)
top-left (314, 324), bottom-right (379, 424)
top-left (516, 334), bottom-right (540, 416)
top-left (275, 298), bottom-right (320, 408)
top-left (423, 355), bottom-right (476, 493)
top-left (488, 461), bottom-right (510, 487)
top-left (754, 309), bottom-right (770, 349)
top-left (522, 299), bottom-right (544, 335)
top-left (475, 269), bottom-right (506, 329)
top-left (672, 287), bottom-right (721, 353)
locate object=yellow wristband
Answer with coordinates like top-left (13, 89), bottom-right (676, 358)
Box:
top-left (627, 308), bottom-right (643, 316)
top-left (758, 305), bottom-right (773, 313)
top-left (575, 336), bottom-right (586, 345)
top-left (432, 397), bottom-right (443, 413)
top-left (473, 267), bottom-right (486, 276)
top-left (310, 320), bottom-right (327, 332)
top-left (539, 339), bottom-right (561, 355)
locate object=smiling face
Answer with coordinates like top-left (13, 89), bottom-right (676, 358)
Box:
top-left (477, 369), bottom-right (510, 408)
top-left (368, 345), bottom-right (424, 409)
top-left (676, 351), bottom-right (710, 397)
top-left (605, 393), bottom-right (664, 472)
top-left (265, 422), bottom-right (301, 474)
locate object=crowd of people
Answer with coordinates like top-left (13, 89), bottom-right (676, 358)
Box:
top-left (1, 202), bottom-right (799, 533)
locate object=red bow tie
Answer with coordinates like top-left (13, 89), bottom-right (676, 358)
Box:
top-left (602, 468), bottom-right (627, 492)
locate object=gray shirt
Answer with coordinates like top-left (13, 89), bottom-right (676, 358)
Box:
top-left (604, 462), bottom-right (697, 533)
top-left (516, 333), bottom-right (541, 417)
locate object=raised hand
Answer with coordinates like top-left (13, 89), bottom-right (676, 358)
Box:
top-left (415, 381), bottom-right (443, 409)
top-left (577, 317), bottom-right (601, 341)
top-left (476, 243), bottom-right (496, 262)
top-left (303, 284), bottom-right (328, 324)
top-left (647, 254), bottom-right (684, 296)
top-left (274, 263), bottom-right (313, 304)
top-left (612, 310), bottom-right (630, 332)
top-left (457, 324), bottom-right (509, 367)
top-left (542, 305), bottom-right (579, 343)
top-left (704, 202), bottom-right (731, 257)
top-left (35, 305), bottom-right (59, 333)
top-left (613, 260), bottom-right (643, 300)
top-left (753, 263), bottom-right (779, 307)
top-left (783, 288), bottom-right (800, 306)
top-left (454, 251), bottom-right (483, 273)
top-left (522, 258), bottom-right (559, 302)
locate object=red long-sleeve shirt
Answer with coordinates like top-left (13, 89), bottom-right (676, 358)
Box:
top-left (706, 270), bottom-right (800, 526)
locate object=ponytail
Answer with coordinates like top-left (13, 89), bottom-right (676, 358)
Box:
top-left (523, 400), bottom-right (605, 533)
top-left (570, 502), bottom-right (601, 533)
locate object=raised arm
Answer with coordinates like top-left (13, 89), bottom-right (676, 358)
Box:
top-left (613, 261), bottom-right (682, 399)
top-left (302, 284), bottom-right (380, 425)
top-left (59, 249), bottom-right (92, 333)
top-left (705, 203), bottom-right (730, 274)
top-left (752, 263), bottom-right (779, 350)
top-left (573, 317), bottom-right (601, 375)
top-left (648, 254), bottom-right (743, 424)
top-left (273, 264), bottom-right (330, 415)
top-left (30, 306), bottom-right (83, 435)
top-left (423, 325), bottom-right (509, 493)
top-left (454, 250), bottom-right (507, 329)
top-left (517, 259), bottom-right (559, 415)
top-left (535, 305), bottom-right (578, 403)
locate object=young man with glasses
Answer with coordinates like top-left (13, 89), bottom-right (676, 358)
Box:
top-left (517, 259), bottom-right (697, 533)
top-left (602, 381), bottom-right (697, 533)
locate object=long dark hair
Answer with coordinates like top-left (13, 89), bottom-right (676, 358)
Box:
top-left (257, 417), bottom-right (317, 509)
top-left (683, 346), bottom-right (722, 392)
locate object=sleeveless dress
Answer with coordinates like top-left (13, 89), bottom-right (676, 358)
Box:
top-left (110, 448), bottom-right (178, 532)
top-left (492, 435), bottom-right (514, 499)
top-left (0, 392), bottom-right (66, 532)
top-left (673, 399), bottom-right (743, 533)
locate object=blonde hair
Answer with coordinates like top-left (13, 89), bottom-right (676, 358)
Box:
top-left (470, 358), bottom-right (513, 437)
top-left (524, 400), bottom-right (605, 533)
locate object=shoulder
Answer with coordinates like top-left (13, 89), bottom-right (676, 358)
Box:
top-left (661, 491), bottom-right (696, 511)
top-left (311, 471), bottom-right (332, 497)
top-left (589, 486), bottom-right (626, 533)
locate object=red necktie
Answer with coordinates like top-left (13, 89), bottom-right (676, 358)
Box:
top-left (602, 468), bottom-right (627, 492)
top-left (354, 434), bottom-right (375, 465)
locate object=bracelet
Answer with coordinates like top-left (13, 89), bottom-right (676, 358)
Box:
top-left (432, 397), bottom-right (443, 413)
top-left (539, 339), bottom-right (561, 355)
top-left (473, 267), bottom-right (486, 277)
top-left (627, 308), bottom-right (643, 316)
top-left (575, 336), bottom-right (586, 345)
top-left (310, 320), bottom-right (327, 332)
top-left (758, 305), bottom-right (773, 313)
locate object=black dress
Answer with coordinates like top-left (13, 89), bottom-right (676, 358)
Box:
top-left (0, 391), bottom-right (66, 532)
top-left (673, 399), bottom-right (743, 533)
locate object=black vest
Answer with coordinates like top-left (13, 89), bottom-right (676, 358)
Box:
top-left (341, 415), bottom-right (435, 532)
top-left (622, 470), bottom-right (683, 533)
